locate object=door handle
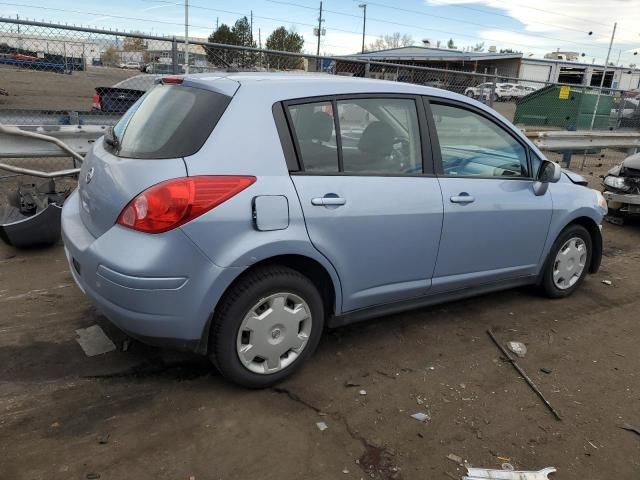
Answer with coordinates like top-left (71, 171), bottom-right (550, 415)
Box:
top-left (450, 193), bottom-right (475, 204)
top-left (311, 196), bottom-right (346, 206)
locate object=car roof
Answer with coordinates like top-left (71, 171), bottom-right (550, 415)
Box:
top-left (182, 71), bottom-right (467, 101)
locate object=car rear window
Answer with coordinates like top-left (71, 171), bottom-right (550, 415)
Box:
top-left (109, 84), bottom-right (231, 159)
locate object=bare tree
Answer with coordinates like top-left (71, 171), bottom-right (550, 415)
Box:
top-left (367, 32), bottom-right (413, 51)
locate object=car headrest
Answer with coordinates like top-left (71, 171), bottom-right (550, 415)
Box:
top-left (358, 121), bottom-right (394, 156)
top-left (298, 111), bottom-right (333, 143)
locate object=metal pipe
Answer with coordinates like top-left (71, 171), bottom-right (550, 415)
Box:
top-left (589, 22), bottom-right (617, 130)
top-left (0, 163), bottom-right (79, 178)
top-left (0, 124), bottom-right (84, 163)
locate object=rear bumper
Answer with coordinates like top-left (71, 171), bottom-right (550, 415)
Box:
top-left (61, 190), bottom-right (243, 351)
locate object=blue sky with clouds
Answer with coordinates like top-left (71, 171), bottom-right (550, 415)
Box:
top-left (1, 0), bottom-right (638, 64)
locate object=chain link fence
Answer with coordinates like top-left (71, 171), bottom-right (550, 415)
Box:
top-left (0, 17), bottom-right (638, 171)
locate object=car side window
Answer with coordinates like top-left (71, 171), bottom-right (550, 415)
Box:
top-left (431, 103), bottom-right (528, 178)
top-left (337, 98), bottom-right (422, 174)
top-left (287, 102), bottom-right (339, 173)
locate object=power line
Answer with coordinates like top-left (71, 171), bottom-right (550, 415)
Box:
top-left (268, 0), bottom-right (617, 54)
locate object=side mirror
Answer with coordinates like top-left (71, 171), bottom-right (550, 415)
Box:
top-left (533, 160), bottom-right (561, 196)
top-left (538, 160), bottom-right (562, 184)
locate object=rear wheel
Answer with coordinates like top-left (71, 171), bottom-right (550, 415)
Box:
top-left (541, 225), bottom-right (592, 298)
top-left (465, 90), bottom-right (475, 98)
top-left (209, 266), bottom-right (324, 388)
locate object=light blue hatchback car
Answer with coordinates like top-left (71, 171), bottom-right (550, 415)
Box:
top-left (62, 73), bottom-right (607, 387)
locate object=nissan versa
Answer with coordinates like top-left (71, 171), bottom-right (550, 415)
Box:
top-left (62, 73), bottom-right (607, 387)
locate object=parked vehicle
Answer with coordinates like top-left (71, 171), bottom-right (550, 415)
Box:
top-left (144, 62), bottom-right (186, 74)
top-left (119, 61), bottom-right (141, 70)
top-left (92, 74), bottom-right (162, 113)
top-left (63, 74), bottom-right (606, 387)
top-left (602, 151), bottom-right (640, 222)
top-left (464, 82), bottom-right (514, 102)
top-left (510, 84), bottom-right (538, 99)
top-left (610, 97), bottom-right (640, 128)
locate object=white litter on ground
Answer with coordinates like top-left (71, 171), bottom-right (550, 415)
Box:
top-left (410, 412), bottom-right (431, 422)
top-left (316, 421), bottom-right (328, 431)
top-left (464, 466), bottom-right (557, 480)
top-left (75, 325), bottom-right (116, 356)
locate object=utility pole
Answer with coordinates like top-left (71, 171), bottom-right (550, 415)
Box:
top-left (589, 22), bottom-right (616, 130)
top-left (216, 17), bottom-right (219, 31)
top-left (184, 0), bottom-right (189, 74)
top-left (250, 10), bottom-right (253, 41)
top-left (359, 4), bottom-right (367, 54)
top-left (316, 1), bottom-right (323, 57)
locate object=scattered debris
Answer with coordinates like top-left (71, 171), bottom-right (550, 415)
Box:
top-left (316, 421), bottom-right (328, 431)
top-left (620, 423), bottom-right (640, 437)
top-left (359, 389), bottom-right (367, 396)
top-left (344, 380), bottom-right (361, 387)
top-left (465, 467), bottom-right (556, 480)
top-left (447, 453), bottom-right (463, 464)
top-left (98, 433), bottom-right (109, 445)
top-left (507, 341), bottom-right (527, 358)
top-left (488, 329), bottom-right (562, 421)
top-left (587, 441), bottom-right (598, 449)
top-left (540, 368), bottom-right (553, 374)
top-left (86, 474), bottom-right (101, 480)
top-left (501, 463), bottom-right (515, 471)
top-left (411, 412), bottom-right (431, 422)
top-left (75, 325), bottom-right (116, 357)
top-left (342, 469), bottom-right (349, 474)
top-left (601, 279), bottom-right (613, 286)
top-left (605, 216), bottom-right (624, 226)
top-left (496, 456), bottom-right (511, 462)
top-left (0, 88), bottom-right (7, 96)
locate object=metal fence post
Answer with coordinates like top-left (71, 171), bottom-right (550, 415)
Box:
top-left (489, 68), bottom-right (498, 108)
top-left (171, 36), bottom-right (178, 74)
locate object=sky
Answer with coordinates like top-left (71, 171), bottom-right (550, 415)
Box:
top-left (1, 0), bottom-right (639, 65)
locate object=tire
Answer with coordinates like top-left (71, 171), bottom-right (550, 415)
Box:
top-left (541, 225), bottom-right (592, 298)
top-left (209, 265), bottom-right (325, 388)
top-left (465, 91), bottom-right (475, 98)
top-left (492, 93), bottom-right (499, 102)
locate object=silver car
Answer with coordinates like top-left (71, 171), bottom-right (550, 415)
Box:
top-left (62, 73), bottom-right (607, 387)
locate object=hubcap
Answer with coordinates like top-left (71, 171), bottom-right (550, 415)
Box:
top-left (236, 293), bottom-right (312, 374)
top-left (553, 237), bottom-right (587, 290)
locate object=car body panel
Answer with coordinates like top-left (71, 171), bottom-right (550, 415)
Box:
top-left (433, 177), bottom-right (552, 290)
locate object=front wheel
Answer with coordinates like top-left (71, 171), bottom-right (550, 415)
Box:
top-left (541, 225), bottom-right (592, 298)
top-left (209, 266), bottom-right (325, 388)
top-left (465, 91), bottom-right (475, 98)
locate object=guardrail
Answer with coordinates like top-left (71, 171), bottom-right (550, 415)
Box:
top-left (525, 130), bottom-right (640, 150)
top-left (0, 124), bottom-right (105, 158)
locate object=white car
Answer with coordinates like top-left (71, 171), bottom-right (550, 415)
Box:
top-left (119, 61), bottom-right (141, 70)
top-left (464, 82), bottom-right (514, 102)
top-left (509, 84), bottom-right (538, 99)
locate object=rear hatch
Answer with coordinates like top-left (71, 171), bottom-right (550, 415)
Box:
top-left (79, 80), bottom-right (234, 238)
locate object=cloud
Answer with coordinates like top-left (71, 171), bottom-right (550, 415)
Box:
top-left (426, 0), bottom-right (640, 63)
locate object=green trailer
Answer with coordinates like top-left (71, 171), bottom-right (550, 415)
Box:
top-left (514, 85), bottom-right (614, 130)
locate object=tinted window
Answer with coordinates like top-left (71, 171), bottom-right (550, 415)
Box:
top-left (431, 103), bottom-right (528, 178)
top-left (337, 98), bottom-right (422, 174)
top-left (110, 85), bottom-right (230, 159)
top-left (288, 102), bottom-right (339, 173)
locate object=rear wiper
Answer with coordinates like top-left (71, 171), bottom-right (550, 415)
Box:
top-left (104, 126), bottom-right (120, 149)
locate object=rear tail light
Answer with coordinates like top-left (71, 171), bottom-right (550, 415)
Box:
top-left (117, 176), bottom-right (256, 233)
top-left (92, 94), bottom-right (101, 110)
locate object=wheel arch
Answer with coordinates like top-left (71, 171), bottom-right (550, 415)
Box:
top-left (566, 216), bottom-right (602, 273)
top-left (196, 254), bottom-right (340, 354)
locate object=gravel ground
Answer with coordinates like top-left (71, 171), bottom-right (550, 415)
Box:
top-left (0, 166), bottom-right (639, 479)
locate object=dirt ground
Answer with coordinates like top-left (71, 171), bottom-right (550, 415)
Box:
top-left (1, 167), bottom-right (640, 480)
top-left (0, 65), bottom-right (139, 111)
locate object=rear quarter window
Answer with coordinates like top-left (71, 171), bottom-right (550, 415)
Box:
top-left (109, 84), bottom-right (230, 159)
